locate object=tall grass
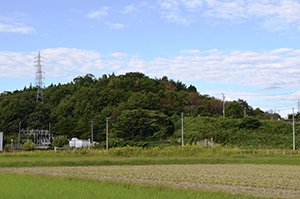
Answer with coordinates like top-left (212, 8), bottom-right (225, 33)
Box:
top-left (1, 146), bottom-right (300, 167)
top-left (0, 173), bottom-right (259, 199)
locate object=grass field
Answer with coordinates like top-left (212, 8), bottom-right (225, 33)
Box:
top-left (1, 147), bottom-right (300, 198)
top-left (1, 164), bottom-right (300, 198)
top-left (0, 173), bottom-right (257, 199)
top-left (1, 146), bottom-right (300, 167)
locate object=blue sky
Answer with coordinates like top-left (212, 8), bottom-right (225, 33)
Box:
top-left (1, 0), bottom-right (300, 117)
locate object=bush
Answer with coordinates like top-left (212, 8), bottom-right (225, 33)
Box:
top-left (23, 140), bottom-right (35, 151)
top-left (239, 117), bottom-right (262, 129)
top-left (52, 136), bottom-right (69, 148)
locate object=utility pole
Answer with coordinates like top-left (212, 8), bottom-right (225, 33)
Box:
top-left (48, 122), bottom-right (51, 132)
top-left (292, 108), bottom-right (296, 150)
top-left (221, 93), bottom-right (225, 118)
top-left (181, 112), bottom-right (184, 147)
top-left (17, 122), bottom-right (21, 149)
top-left (244, 107), bottom-right (247, 118)
top-left (91, 120), bottom-right (94, 146)
top-left (106, 117), bottom-right (109, 150)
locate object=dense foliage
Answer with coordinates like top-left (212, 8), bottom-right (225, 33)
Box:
top-left (178, 116), bottom-right (299, 149)
top-left (0, 72), bottom-right (283, 147)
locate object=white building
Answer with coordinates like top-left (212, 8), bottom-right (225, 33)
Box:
top-left (69, 138), bottom-right (92, 148)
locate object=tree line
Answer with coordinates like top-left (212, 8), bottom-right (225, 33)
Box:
top-left (0, 72), bottom-right (279, 147)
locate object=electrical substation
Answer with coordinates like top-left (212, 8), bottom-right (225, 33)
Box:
top-left (14, 51), bottom-right (53, 149)
top-left (18, 129), bottom-right (52, 149)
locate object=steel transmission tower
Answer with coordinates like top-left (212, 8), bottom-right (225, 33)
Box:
top-left (34, 51), bottom-right (44, 103)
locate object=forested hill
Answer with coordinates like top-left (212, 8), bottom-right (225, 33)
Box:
top-left (0, 72), bottom-right (275, 145)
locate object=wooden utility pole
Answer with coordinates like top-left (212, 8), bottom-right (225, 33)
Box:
top-left (106, 117), bottom-right (109, 150)
top-left (181, 112), bottom-right (184, 147)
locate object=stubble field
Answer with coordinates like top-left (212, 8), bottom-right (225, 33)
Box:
top-left (1, 163), bottom-right (300, 198)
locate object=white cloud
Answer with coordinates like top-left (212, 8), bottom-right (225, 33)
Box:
top-left (0, 51), bottom-right (33, 77)
top-left (111, 52), bottom-right (128, 59)
top-left (159, 0), bottom-right (180, 10)
top-left (0, 14), bottom-right (35, 34)
top-left (158, 0), bottom-right (193, 24)
top-left (121, 2), bottom-right (153, 16)
top-left (2, 47), bottom-right (300, 91)
top-left (86, 7), bottom-right (110, 20)
top-left (0, 48), bottom-right (107, 79)
top-left (42, 48), bottom-right (105, 77)
top-left (248, 0), bottom-right (300, 31)
top-left (157, 0), bottom-right (300, 31)
top-left (182, 0), bottom-right (204, 9)
top-left (122, 4), bottom-right (138, 14)
top-left (105, 22), bottom-right (126, 30)
top-left (179, 49), bottom-right (201, 54)
top-left (0, 22), bottom-right (34, 34)
top-left (163, 12), bottom-right (191, 25)
top-left (204, 1), bottom-right (247, 20)
top-left (110, 48), bottom-right (300, 91)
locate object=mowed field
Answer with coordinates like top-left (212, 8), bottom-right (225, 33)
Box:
top-left (0, 172), bottom-right (259, 199)
top-left (1, 164), bottom-right (300, 198)
top-left (1, 148), bottom-right (300, 198)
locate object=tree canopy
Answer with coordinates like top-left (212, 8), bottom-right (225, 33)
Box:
top-left (0, 72), bottom-right (273, 146)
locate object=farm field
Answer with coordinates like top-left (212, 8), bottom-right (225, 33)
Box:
top-left (1, 147), bottom-right (300, 198)
top-left (0, 172), bottom-right (258, 199)
top-left (1, 147), bottom-right (300, 167)
top-left (1, 164), bottom-right (300, 198)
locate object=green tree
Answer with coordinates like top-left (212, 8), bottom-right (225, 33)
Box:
top-left (114, 109), bottom-right (173, 140)
top-left (52, 136), bottom-right (69, 148)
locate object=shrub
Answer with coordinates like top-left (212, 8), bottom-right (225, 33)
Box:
top-left (239, 117), bottom-right (262, 129)
top-left (52, 136), bottom-right (69, 148)
top-left (23, 140), bottom-right (35, 151)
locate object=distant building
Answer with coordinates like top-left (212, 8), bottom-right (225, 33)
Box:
top-left (69, 138), bottom-right (92, 148)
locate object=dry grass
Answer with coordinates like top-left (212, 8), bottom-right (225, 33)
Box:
top-left (1, 164), bottom-right (300, 198)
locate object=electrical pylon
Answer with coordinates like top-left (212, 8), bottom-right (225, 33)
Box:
top-left (34, 51), bottom-right (44, 103)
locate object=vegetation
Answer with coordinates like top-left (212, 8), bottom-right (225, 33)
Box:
top-left (1, 147), bottom-right (299, 198)
top-left (0, 72), bottom-right (291, 148)
top-left (22, 140), bottom-right (35, 151)
top-left (0, 173), bottom-right (258, 199)
top-left (180, 116), bottom-right (299, 149)
top-left (52, 135), bottom-right (69, 148)
top-left (1, 146), bottom-right (300, 168)
top-left (3, 163), bottom-right (300, 198)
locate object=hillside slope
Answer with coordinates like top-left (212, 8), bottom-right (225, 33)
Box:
top-left (0, 72), bottom-right (275, 147)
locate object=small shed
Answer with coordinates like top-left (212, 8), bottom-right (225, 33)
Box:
top-left (69, 138), bottom-right (92, 148)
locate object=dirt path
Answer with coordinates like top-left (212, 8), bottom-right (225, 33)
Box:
top-left (1, 164), bottom-right (300, 198)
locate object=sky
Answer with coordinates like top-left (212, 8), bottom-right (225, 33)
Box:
top-left (1, 0), bottom-right (300, 117)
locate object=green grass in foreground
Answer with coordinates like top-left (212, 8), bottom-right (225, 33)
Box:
top-left (1, 152), bottom-right (300, 167)
top-left (0, 173), bottom-right (259, 199)
top-left (1, 146), bottom-right (300, 167)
